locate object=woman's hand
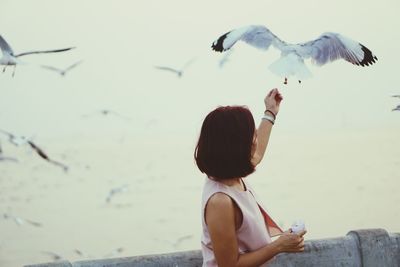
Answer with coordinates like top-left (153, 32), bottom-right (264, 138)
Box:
top-left (264, 88), bottom-right (283, 116)
top-left (273, 230), bottom-right (306, 253)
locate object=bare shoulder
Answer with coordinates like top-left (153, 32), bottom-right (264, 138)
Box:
top-left (205, 192), bottom-right (235, 226)
top-left (207, 192), bottom-right (234, 209)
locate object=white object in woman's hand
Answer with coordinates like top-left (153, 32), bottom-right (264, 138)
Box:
top-left (291, 220), bottom-right (306, 234)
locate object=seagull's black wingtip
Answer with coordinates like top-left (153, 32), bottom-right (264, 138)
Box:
top-left (211, 31), bottom-right (230, 53)
top-left (359, 44), bottom-right (378, 67)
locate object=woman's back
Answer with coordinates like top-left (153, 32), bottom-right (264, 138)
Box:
top-left (201, 178), bottom-right (273, 267)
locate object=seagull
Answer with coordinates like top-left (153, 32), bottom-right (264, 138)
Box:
top-left (82, 109), bottom-right (131, 121)
top-left (392, 95), bottom-right (400, 98)
top-left (0, 35), bottom-right (75, 77)
top-left (106, 184), bottom-right (129, 203)
top-left (73, 249), bottom-right (94, 258)
top-left (393, 104), bottom-right (400, 111)
top-left (42, 251), bottom-right (63, 261)
top-left (41, 60), bottom-right (83, 76)
top-left (27, 140), bottom-right (69, 172)
top-left (212, 25), bottom-right (378, 84)
top-left (3, 213), bottom-right (42, 227)
top-left (154, 58), bottom-right (195, 78)
top-left (0, 129), bottom-right (68, 171)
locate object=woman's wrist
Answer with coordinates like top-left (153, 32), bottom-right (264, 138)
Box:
top-left (262, 109), bottom-right (277, 125)
top-left (264, 109), bottom-right (277, 119)
top-left (269, 240), bottom-right (283, 255)
top-left (261, 113), bottom-right (275, 125)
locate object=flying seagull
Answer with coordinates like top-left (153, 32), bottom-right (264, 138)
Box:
top-left (27, 140), bottom-right (69, 172)
top-left (154, 58), bottom-right (195, 78)
top-left (212, 25), bottom-right (378, 84)
top-left (82, 109), bottom-right (131, 121)
top-left (3, 213), bottom-right (42, 227)
top-left (0, 129), bottom-right (68, 171)
top-left (42, 251), bottom-right (63, 261)
top-left (41, 60), bottom-right (83, 76)
top-left (106, 184), bottom-right (129, 203)
top-left (0, 35), bottom-right (75, 77)
top-left (393, 104), bottom-right (400, 111)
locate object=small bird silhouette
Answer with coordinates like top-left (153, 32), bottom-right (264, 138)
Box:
top-left (106, 184), bottom-right (129, 203)
top-left (82, 109), bottom-right (131, 121)
top-left (154, 58), bottom-right (195, 78)
top-left (41, 60), bottom-right (83, 76)
top-left (0, 129), bottom-right (68, 171)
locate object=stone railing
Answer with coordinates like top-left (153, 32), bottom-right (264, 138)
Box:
top-left (26, 228), bottom-right (400, 267)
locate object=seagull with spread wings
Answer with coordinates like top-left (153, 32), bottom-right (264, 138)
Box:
top-left (154, 58), bottom-right (195, 78)
top-left (212, 25), bottom-right (377, 84)
top-left (0, 129), bottom-right (68, 171)
top-left (0, 35), bottom-right (75, 77)
top-left (106, 184), bottom-right (129, 203)
top-left (41, 60), bottom-right (83, 76)
top-left (3, 213), bottom-right (42, 227)
top-left (82, 109), bottom-right (131, 121)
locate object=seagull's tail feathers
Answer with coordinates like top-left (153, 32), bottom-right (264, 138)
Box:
top-left (268, 53), bottom-right (312, 80)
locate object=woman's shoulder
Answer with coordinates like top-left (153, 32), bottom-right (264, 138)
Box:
top-left (207, 192), bottom-right (233, 208)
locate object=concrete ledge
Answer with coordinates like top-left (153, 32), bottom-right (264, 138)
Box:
top-left (25, 229), bottom-right (400, 267)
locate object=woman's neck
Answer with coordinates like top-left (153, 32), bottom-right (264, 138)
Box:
top-left (219, 178), bottom-right (246, 191)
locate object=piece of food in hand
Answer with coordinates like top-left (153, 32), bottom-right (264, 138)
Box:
top-left (291, 220), bottom-right (306, 234)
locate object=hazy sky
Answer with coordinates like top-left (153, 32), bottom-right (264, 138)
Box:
top-left (1, 0), bottom-right (399, 140)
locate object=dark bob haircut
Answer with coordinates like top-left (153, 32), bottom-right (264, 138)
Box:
top-left (194, 106), bottom-right (256, 180)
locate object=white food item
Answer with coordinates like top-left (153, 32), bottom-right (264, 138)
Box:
top-left (291, 220), bottom-right (306, 234)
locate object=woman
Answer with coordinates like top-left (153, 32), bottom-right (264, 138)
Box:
top-left (194, 88), bottom-right (306, 267)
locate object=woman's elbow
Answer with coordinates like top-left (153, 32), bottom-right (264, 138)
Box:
top-left (251, 154), bottom-right (263, 166)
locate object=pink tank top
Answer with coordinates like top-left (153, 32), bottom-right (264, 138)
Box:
top-left (201, 177), bottom-right (282, 267)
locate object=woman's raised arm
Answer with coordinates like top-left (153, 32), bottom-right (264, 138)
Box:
top-left (251, 88), bottom-right (283, 166)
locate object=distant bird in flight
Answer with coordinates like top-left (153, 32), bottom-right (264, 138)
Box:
top-left (3, 213), bottom-right (42, 227)
top-left (154, 58), bottom-right (195, 78)
top-left (41, 251), bottom-right (63, 261)
top-left (106, 184), bottom-right (129, 203)
top-left (41, 60), bottom-right (83, 76)
top-left (212, 25), bottom-right (378, 84)
top-left (0, 35), bottom-right (75, 77)
top-left (0, 129), bottom-right (68, 171)
top-left (82, 109), bottom-right (131, 121)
